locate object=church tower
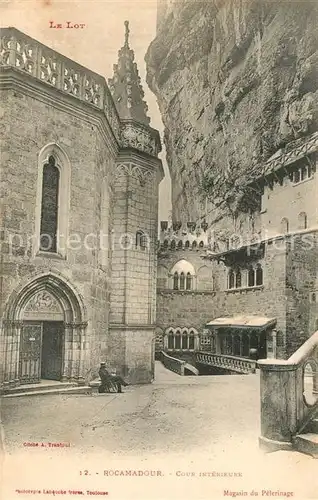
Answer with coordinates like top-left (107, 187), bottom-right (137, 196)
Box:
top-left (108, 22), bottom-right (163, 384)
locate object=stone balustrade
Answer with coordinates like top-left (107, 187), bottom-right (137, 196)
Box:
top-left (0, 27), bottom-right (161, 156)
top-left (195, 351), bottom-right (256, 374)
top-left (258, 330), bottom-right (318, 452)
top-left (161, 351), bottom-right (186, 375)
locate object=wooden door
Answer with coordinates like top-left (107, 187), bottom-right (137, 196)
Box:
top-left (19, 323), bottom-right (42, 384)
top-left (41, 321), bottom-right (63, 380)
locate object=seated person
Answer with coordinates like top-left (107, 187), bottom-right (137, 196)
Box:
top-left (98, 362), bottom-right (129, 393)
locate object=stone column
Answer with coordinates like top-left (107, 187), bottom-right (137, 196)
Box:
top-left (77, 322), bottom-right (88, 385)
top-left (11, 320), bottom-right (23, 386)
top-left (258, 359), bottom-right (298, 452)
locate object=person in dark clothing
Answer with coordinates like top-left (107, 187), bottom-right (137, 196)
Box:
top-left (98, 362), bottom-right (129, 393)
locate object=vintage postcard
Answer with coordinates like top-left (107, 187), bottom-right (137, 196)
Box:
top-left (0, 0), bottom-right (317, 499)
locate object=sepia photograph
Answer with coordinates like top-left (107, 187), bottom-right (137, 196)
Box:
top-left (0, 0), bottom-right (317, 499)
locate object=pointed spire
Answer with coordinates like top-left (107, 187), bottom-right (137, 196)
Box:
top-left (108, 21), bottom-right (150, 126)
top-left (124, 20), bottom-right (130, 48)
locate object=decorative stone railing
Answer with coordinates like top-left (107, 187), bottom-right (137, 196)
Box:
top-left (195, 351), bottom-right (256, 374)
top-left (258, 330), bottom-right (318, 452)
top-left (161, 351), bottom-right (186, 376)
top-left (0, 27), bottom-right (161, 156)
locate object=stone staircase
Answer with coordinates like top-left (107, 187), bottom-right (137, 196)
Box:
top-left (293, 417), bottom-right (318, 458)
top-left (2, 381), bottom-right (92, 398)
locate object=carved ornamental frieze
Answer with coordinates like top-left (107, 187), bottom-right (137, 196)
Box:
top-left (121, 121), bottom-right (160, 156)
top-left (0, 27), bottom-right (161, 157)
top-left (115, 162), bottom-right (154, 186)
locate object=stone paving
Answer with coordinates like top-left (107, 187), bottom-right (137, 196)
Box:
top-left (1, 363), bottom-right (317, 500)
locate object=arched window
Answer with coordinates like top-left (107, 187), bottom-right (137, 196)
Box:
top-left (192, 241), bottom-right (197, 249)
top-left (170, 260), bottom-right (196, 291)
top-left (40, 156), bottom-right (59, 252)
top-left (281, 218), bottom-right (289, 234)
top-left (177, 240), bottom-right (183, 249)
top-left (163, 239), bottom-right (169, 248)
top-left (175, 330), bottom-right (181, 349)
top-left (35, 144), bottom-right (71, 258)
top-left (186, 272), bottom-right (192, 290)
top-left (185, 240), bottom-right (190, 249)
top-left (173, 272), bottom-right (179, 290)
top-left (248, 267), bottom-right (255, 287)
top-left (256, 264), bottom-right (263, 286)
top-left (199, 241), bottom-right (204, 248)
top-left (228, 270), bottom-right (235, 289)
top-left (136, 230), bottom-right (148, 250)
top-left (182, 331), bottom-right (188, 349)
top-left (171, 240), bottom-right (176, 250)
top-left (298, 212), bottom-right (308, 230)
top-left (168, 329), bottom-right (174, 349)
top-left (179, 272), bottom-right (185, 290)
top-left (235, 270), bottom-right (242, 288)
top-left (189, 330), bottom-right (195, 350)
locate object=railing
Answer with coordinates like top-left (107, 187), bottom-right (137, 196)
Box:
top-left (0, 27), bottom-right (161, 156)
top-left (195, 351), bottom-right (256, 374)
top-left (161, 351), bottom-right (186, 375)
top-left (258, 330), bottom-right (318, 452)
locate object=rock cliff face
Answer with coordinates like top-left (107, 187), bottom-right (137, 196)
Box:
top-left (146, 0), bottom-right (318, 222)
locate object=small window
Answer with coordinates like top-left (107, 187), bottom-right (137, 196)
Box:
top-left (179, 272), bottom-right (185, 290)
top-left (163, 239), bottom-right (169, 248)
top-left (189, 331), bottom-right (195, 350)
top-left (192, 241), bottom-right (197, 249)
top-left (248, 267), bottom-right (255, 287)
top-left (185, 240), bottom-right (190, 248)
top-left (168, 330), bottom-right (174, 349)
top-left (177, 240), bottom-right (183, 249)
top-left (228, 270), bottom-right (235, 289)
top-left (199, 241), bottom-right (204, 248)
top-left (136, 230), bottom-right (148, 250)
top-left (175, 331), bottom-right (181, 349)
top-left (173, 272), bottom-right (179, 290)
top-left (281, 218), bottom-right (289, 234)
top-left (182, 332), bottom-right (188, 349)
top-left (293, 169), bottom-right (300, 183)
top-left (235, 270), bottom-right (242, 288)
top-left (256, 265), bottom-right (263, 286)
top-left (186, 272), bottom-right (192, 290)
top-left (171, 240), bottom-right (176, 250)
top-left (300, 165), bottom-right (307, 181)
top-left (298, 212), bottom-right (307, 230)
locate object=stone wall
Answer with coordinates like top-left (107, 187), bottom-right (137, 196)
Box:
top-left (0, 86), bottom-right (115, 381)
top-left (285, 231), bottom-right (318, 357)
top-left (109, 152), bottom-right (161, 383)
top-left (157, 241), bottom-right (288, 358)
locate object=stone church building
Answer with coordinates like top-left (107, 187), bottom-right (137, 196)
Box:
top-left (0, 24), bottom-right (163, 393)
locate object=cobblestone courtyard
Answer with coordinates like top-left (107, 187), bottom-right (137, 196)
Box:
top-left (1, 364), bottom-right (317, 499)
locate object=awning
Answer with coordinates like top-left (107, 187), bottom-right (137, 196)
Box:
top-left (206, 315), bottom-right (276, 331)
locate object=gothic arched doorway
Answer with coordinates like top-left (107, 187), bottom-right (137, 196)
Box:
top-left (2, 273), bottom-right (87, 389)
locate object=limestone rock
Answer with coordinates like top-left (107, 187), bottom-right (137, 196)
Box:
top-left (146, 0), bottom-right (318, 221)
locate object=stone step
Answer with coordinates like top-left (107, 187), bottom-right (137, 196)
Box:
top-left (303, 418), bottom-right (318, 434)
top-left (3, 382), bottom-right (77, 395)
top-left (3, 386), bottom-right (92, 398)
top-left (293, 433), bottom-right (318, 458)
